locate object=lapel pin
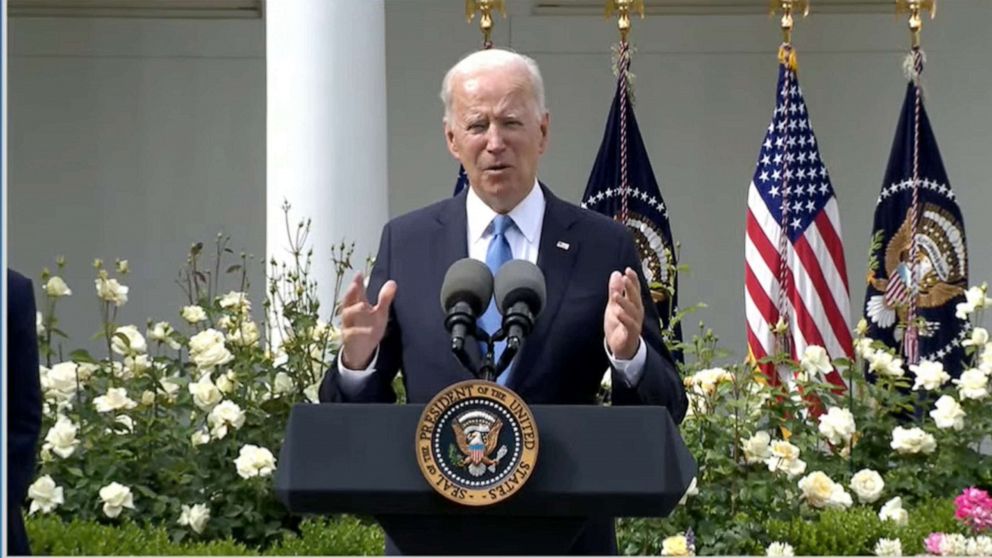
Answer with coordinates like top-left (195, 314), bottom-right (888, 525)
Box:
top-left (556, 241), bottom-right (570, 251)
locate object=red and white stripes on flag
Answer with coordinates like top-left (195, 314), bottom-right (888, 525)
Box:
top-left (744, 50), bottom-right (851, 388)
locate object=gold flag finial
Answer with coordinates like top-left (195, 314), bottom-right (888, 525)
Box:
top-left (606, 0), bottom-right (645, 44)
top-left (770, 0), bottom-right (810, 45)
top-left (465, 0), bottom-right (506, 48)
top-left (896, 0), bottom-right (936, 49)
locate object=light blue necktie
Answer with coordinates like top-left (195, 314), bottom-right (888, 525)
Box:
top-left (479, 215), bottom-right (514, 385)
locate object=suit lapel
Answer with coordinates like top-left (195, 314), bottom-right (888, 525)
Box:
top-left (433, 191), bottom-right (484, 368)
top-left (510, 186), bottom-right (579, 387)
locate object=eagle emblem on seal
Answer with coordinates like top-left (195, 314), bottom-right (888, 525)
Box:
top-left (866, 202), bottom-right (967, 335)
top-left (451, 410), bottom-right (508, 477)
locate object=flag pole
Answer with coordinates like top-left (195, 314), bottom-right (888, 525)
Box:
top-left (897, 0), bottom-right (937, 50)
top-left (768, 0), bottom-right (809, 359)
top-left (465, 0), bottom-right (506, 50)
top-left (605, 0), bottom-right (644, 224)
top-left (894, 0), bottom-right (937, 364)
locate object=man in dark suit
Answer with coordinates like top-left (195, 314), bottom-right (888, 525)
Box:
top-left (6, 269), bottom-right (43, 556)
top-left (319, 49), bottom-right (687, 554)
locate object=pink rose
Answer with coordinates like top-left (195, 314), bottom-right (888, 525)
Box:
top-left (924, 532), bottom-right (945, 555)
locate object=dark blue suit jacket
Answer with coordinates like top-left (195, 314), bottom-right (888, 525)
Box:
top-left (6, 269), bottom-right (42, 556)
top-left (320, 186), bottom-right (687, 554)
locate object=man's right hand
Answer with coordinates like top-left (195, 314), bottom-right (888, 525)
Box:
top-left (339, 273), bottom-right (397, 370)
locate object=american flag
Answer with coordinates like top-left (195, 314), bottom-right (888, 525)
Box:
top-left (454, 165), bottom-right (469, 196)
top-left (745, 53), bottom-right (851, 388)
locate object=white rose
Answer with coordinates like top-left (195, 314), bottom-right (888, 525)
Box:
top-left (273, 372), bottom-right (295, 396)
top-left (124, 354), bottom-right (152, 377)
top-left (216, 371), bottom-right (237, 394)
top-left (963, 327), bottom-right (990, 347)
top-left (95, 276), bottom-right (129, 306)
top-left (44, 276), bottom-right (72, 297)
top-left (304, 382), bottom-right (321, 404)
top-left (855, 318), bottom-right (869, 337)
top-left (800, 345), bottom-right (833, 376)
top-left (890, 426), bottom-right (936, 455)
top-left (36, 311), bottom-right (45, 336)
top-left (189, 329), bottom-right (233, 371)
top-left (953, 368), bottom-right (990, 400)
top-left (158, 377), bottom-right (181, 403)
top-left (940, 534), bottom-right (968, 557)
top-left (766, 542), bottom-right (795, 557)
top-left (909, 360), bottom-right (950, 391)
top-left (188, 374), bottom-right (223, 410)
top-left (981, 345), bottom-right (992, 373)
top-left (178, 503), bottom-right (210, 534)
top-left (147, 321), bottom-right (181, 350)
top-left (191, 428), bottom-right (211, 447)
top-left (208, 400), bottom-right (246, 439)
top-left (868, 351), bottom-right (904, 378)
top-left (141, 390), bottom-right (156, 406)
top-left (798, 471), bottom-right (851, 509)
top-left (27, 475), bottom-right (65, 515)
top-left (873, 538), bottom-right (902, 557)
top-left (111, 325), bottom-right (147, 356)
top-left (855, 338), bottom-right (875, 359)
top-left (849, 469), bottom-right (885, 504)
top-left (219, 291), bottom-right (251, 314)
top-left (742, 431), bottom-right (772, 464)
top-left (75, 362), bottom-right (98, 382)
top-left (93, 387), bottom-right (138, 413)
top-left (181, 305), bottom-right (208, 324)
top-left (661, 535), bottom-right (690, 556)
top-left (113, 415), bottom-right (135, 434)
top-left (98, 482), bottom-right (135, 518)
top-left (44, 416), bottom-right (79, 458)
top-left (226, 320), bottom-right (260, 347)
top-left (766, 440), bottom-right (806, 479)
top-left (43, 362), bottom-right (79, 402)
top-left (929, 395), bottom-right (966, 430)
top-left (234, 444), bottom-right (277, 479)
top-left (818, 407), bottom-right (856, 446)
top-left (965, 284), bottom-right (992, 310)
top-left (689, 367), bottom-right (733, 395)
top-left (967, 536), bottom-right (992, 557)
top-left (879, 497), bottom-right (909, 526)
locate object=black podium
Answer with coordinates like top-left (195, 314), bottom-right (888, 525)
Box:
top-left (275, 403), bottom-right (696, 554)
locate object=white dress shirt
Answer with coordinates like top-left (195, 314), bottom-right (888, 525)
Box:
top-left (338, 180), bottom-right (647, 392)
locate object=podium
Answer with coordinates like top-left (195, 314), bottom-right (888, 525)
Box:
top-left (275, 403), bottom-right (696, 555)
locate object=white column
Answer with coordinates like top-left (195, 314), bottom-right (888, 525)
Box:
top-left (266, 0), bottom-right (388, 310)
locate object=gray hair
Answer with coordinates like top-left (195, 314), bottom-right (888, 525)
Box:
top-left (440, 48), bottom-right (546, 122)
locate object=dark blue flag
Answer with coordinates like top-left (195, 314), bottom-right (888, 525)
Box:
top-left (454, 165), bottom-right (469, 196)
top-left (582, 79), bottom-right (683, 356)
top-left (863, 67), bottom-right (969, 377)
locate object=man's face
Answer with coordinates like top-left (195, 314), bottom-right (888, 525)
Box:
top-left (444, 65), bottom-right (549, 213)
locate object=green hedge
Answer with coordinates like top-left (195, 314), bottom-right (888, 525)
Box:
top-left (26, 515), bottom-right (384, 556)
top-left (27, 501), bottom-right (964, 556)
top-left (764, 500), bottom-right (966, 556)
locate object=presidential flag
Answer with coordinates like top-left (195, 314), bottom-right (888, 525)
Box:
top-left (862, 52), bottom-right (968, 376)
top-left (581, 68), bottom-right (682, 354)
top-left (744, 49), bottom-right (851, 388)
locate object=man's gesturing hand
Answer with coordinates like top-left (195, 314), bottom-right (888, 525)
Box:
top-left (339, 273), bottom-right (397, 370)
top-left (603, 267), bottom-right (644, 361)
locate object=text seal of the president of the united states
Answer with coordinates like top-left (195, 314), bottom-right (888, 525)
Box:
top-left (415, 380), bottom-right (539, 506)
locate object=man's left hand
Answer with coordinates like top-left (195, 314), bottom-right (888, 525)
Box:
top-left (604, 267), bottom-right (644, 360)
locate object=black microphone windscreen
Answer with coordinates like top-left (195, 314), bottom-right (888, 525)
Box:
top-left (494, 260), bottom-right (546, 316)
top-left (440, 258), bottom-right (494, 317)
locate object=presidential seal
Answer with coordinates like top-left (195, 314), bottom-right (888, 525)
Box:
top-left (415, 380), bottom-right (538, 506)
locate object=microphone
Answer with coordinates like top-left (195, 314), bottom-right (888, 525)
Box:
top-left (493, 260), bottom-right (546, 372)
top-left (439, 258), bottom-right (493, 369)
